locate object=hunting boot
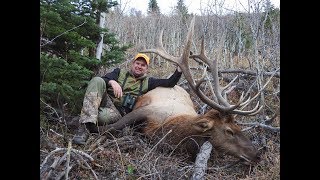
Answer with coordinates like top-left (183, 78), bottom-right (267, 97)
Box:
top-left (72, 91), bottom-right (100, 145)
top-left (72, 122), bottom-right (98, 145)
top-left (73, 77), bottom-right (106, 145)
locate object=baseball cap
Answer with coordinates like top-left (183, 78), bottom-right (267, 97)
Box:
top-left (134, 53), bottom-right (150, 65)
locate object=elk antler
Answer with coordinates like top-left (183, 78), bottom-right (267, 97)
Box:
top-left (141, 16), bottom-right (271, 116)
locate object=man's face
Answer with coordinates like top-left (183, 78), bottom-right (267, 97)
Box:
top-left (131, 58), bottom-right (148, 77)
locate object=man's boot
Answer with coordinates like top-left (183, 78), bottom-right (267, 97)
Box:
top-left (72, 122), bottom-right (98, 145)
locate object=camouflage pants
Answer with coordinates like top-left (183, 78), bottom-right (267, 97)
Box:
top-left (79, 77), bottom-right (122, 125)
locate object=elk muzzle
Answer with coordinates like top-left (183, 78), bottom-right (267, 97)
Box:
top-left (238, 144), bottom-right (260, 165)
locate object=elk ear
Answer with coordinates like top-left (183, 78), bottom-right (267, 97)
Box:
top-left (193, 119), bottom-right (214, 132)
top-left (205, 109), bottom-right (221, 119)
top-left (206, 109), bottom-right (234, 123)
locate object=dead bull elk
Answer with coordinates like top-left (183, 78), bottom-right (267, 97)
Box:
top-left (106, 16), bottom-right (264, 164)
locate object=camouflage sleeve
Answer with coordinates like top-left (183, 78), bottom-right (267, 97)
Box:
top-left (101, 68), bottom-right (121, 86)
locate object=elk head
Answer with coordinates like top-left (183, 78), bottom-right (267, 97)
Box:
top-left (195, 109), bottom-right (259, 164)
top-left (140, 16), bottom-right (266, 164)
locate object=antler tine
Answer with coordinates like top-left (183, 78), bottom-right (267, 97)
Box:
top-left (181, 16), bottom-right (194, 66)
top-left (199, 40), bottom-right (232, 107)
top-left (233, 102), bottom-right (262, 115)
top-left (239, 93), bottom-right (252, 107)
top-left (232, 68), bottom-right (279, 115)
top-left (222, 85), bottom-right (236, 100)
top-left (190, 35), bottom-right (232, 108)
top-left (190, 31), bottom-right (266, 115)
top-left (181, 17), bottom-right (242, 112)
top-left (222, 75), bottom-right (239, 92)
top-left (202, 67), bottom-right (218, 103)
top-left (177, 16), bottom-right (197, 86)
top-left (221, 75), bottom-right (238, 100)
top-left (189, 37), bottom-right (211, 70)
top-left (171, 17), bottom-right (244, 113)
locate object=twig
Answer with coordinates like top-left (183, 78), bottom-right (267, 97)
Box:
top-left (141, 129), bottom-right (172, 162)
top-left (73, 150), bottom-right (99, 180)
top-left (42, 156), bottom-right (60, 180)
top-left (169, 136), bottom-right (201, 157)
top-left (71, 148), bottom-right (94, 161)
top-left (239, 122), bottom-right (280, 132)
top-left (178, 165), bottom-right (193, 180)
top-left (40, 148), bottom-right (66, 170)
top-left (55, 165), bottom-right (74, 180)
top-left (219, 69), bottom-right (280, 78)
top-left (265, 108), bottom-right (280, 125)
top-left (89, 136), bottom-right (106, 153)
top-left (207, 160), bottom-right (242, 171)
top-left (40, 18), bottom-right (87, 47)
top-left (40, 98), bottom-right (62, 122)
top-left (57, 152), bottom-right (68, 168)
top-left (65, 140), bottom-right (72, 180)
top-left (107, 132), bottom-right (126, 178)
top-left (136, 172), bottom-right (160, 180)
top-left (40, 144), bottom-right (97, 180)
top-left (41, 147), bottom-right (94, 171)
top-left (50, 129), bottom-right (64, 137)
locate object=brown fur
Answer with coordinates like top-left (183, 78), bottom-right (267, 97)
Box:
top-left (108, 85), bottom-right (259, 163)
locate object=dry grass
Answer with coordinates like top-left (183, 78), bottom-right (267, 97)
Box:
top-left (40, 120), bottom-right (280, 179)
top-left (40, 56), bottom-right (280, 179)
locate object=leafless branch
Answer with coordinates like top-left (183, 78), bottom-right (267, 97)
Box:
top-left (239, 122), bottom-right (280, 132)
top-left (192, 141), bottom-right (213, 180)
top-left (40, 145), bottom-right (96, 179)
top-left (40, 18), bottom-right (87, 47)
top-left (141, 129), bottom-right (172, 162)
top-left (219, 69), bottom-right (280, 78)
top-left (40, 98), bottom-right (62, 123)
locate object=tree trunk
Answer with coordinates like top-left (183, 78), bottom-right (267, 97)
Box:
top-left (96, 12), bottom-right (106, 60)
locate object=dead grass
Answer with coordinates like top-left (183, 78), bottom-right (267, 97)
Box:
top-left (40, 120), bottom-right (280, 179)
top-left (40, 55), bottom-right (280, 179)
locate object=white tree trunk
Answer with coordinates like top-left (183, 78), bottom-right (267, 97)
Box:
top-left (96, 12), bottom-right (106, 60)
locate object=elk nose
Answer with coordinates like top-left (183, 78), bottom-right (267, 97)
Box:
top-left (243, 145), bottom-right (260, 164)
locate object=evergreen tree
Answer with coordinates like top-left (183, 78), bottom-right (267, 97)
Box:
top-left (175, 0), bottom-right (188, 16)
top-left (174, 0), bottom-right (189, 24)
top-left (263, 2), bottom-right (280, 35)
top-left (40, 0), bottom-right (130, 115)
top-left (148, 0), bottom-right (160, 15)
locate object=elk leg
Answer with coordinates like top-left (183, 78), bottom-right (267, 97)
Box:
top-left (106, 107), bottom-right (149, 131)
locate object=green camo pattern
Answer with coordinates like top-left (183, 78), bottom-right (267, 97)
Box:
top-left (79, 77), bottom-right (106, 124)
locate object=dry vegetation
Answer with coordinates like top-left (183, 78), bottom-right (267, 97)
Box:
top-left (40, 124), bottom-right (279, 179)
top-left (40, 60), bottom-right (280, 179)
top-left (40, 4), bottom-right (280, 178)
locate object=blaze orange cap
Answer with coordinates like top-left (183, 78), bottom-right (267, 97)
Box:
top-left (134, 53), bottom-right (150, 65)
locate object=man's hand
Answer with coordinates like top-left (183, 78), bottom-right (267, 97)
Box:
top-left (108, 80), bottom-right (123, 98)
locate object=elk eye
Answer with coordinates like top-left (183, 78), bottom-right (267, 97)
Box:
top-left (225, 129), bottom-right (234, 137)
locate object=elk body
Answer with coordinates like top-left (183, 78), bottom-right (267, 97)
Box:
top-left (107, 85), bottom-right (259, 164)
